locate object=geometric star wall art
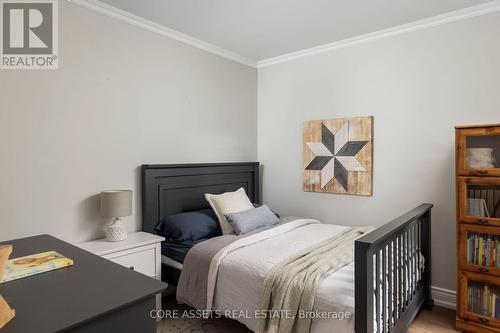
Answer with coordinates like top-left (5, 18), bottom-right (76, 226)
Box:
top-left (303, 116), bottom-right (373, 196)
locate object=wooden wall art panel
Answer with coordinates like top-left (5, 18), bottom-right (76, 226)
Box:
top-left (303, 116), bottom-right (373, 196)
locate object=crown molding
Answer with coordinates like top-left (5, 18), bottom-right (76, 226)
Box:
top-left (65, 0), bottom-right (257, 68)
top-left (258, 0), bottom-right (500, 68)
top-left (66, 0), bottom-right (500, 70)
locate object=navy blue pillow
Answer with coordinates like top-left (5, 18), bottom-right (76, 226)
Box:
top-left (154, 209), bottom-right (222, 244)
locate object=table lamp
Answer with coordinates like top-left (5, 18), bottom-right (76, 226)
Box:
top-left (100, 190), bottom-right (132, 242)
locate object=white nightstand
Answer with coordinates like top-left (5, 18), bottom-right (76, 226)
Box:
top-left (77, 232), bottom-right (165, 310)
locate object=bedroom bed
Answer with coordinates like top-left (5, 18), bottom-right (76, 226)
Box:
top-left (142, 162), bottom-right (433, 333)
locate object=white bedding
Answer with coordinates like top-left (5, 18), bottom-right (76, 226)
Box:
top-left (173, 218), bottom-right (422, 333)
top-left (213, 222), bottom-right (356, 333)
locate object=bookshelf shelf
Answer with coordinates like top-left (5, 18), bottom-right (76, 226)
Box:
top-left (459, 271), bottom-right (500, 329)
top-left (457, 124), bottom-right (500, 333)
top-left (458, 177), bottom-right (500, 226)
top-left (468, 281), bottom-right (499, 319)
top-left (459, 224), bottom-right (500, 276)
top-left (456, 126), bottom-right (500, 177)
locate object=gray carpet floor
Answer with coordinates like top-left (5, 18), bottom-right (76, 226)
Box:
top-left (156, 296), bottom-right (252, 333)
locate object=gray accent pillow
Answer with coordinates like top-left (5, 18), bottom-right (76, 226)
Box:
top-left (225, 205), bottom-right (280, 235)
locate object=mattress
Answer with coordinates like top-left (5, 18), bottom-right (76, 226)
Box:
top-left (161, 254), bottom-right (183, 270)
top-left (161, 241), bottom-right (195, 264)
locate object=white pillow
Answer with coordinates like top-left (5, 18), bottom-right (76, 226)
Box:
top-left (205, 188), bottom-right (254, 235)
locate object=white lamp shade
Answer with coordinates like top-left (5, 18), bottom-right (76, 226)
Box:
top-left (100, 190), bottom-right (132, 218)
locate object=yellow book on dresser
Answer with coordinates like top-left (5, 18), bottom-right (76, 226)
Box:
top-left (0, 250), bottom-right (74, 283)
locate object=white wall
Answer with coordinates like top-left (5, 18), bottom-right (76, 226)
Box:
top-left (0, 1), bottom-right (257, 242)
top-left (257, 12), bottom-right (500, 291)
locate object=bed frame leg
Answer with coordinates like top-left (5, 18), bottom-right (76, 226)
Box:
top-left (422, 209), bottom-right (434, 310)
top-left (424, 298), bottom-right (435, 310)
top-left (354, 241), bottom-right (372, 333)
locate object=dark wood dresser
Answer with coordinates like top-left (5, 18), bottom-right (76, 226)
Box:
top-left (456, 124), bottom-right (500, 333)
top-left (0, 234), bottom-right (167, 333)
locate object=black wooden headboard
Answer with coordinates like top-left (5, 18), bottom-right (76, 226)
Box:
top-left (141, 162), bottom-right (260, 234)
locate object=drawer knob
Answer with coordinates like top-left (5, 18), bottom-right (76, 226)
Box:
top-left (477, 170), bottom-right (489, 175)
top-left (479, 267), bottom-right (489, 273)
top-left (129, 266), bottom-right (134, 270)
top-left (477, 219), bottom-right (488, 224)
top-left (479, 318), bottom-right (490, 325)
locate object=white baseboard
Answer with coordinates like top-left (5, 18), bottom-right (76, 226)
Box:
top-left (432, 286), bottom-right (456, 309)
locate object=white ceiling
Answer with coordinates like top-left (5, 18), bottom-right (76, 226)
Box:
top-left (99, 0), bottom-right (492, 61)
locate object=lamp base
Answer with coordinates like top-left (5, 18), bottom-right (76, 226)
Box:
top-left (106, 218), bottom-right (127, 242)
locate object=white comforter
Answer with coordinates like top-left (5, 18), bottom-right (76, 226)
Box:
top-left (212, 220), bottom-right (356, 333)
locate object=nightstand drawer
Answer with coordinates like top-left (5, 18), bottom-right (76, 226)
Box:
top-left (104, 247), bottom-right (156, 277)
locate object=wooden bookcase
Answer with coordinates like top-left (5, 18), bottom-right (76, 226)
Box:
top-left (456, 124), bottom-right (500, 333)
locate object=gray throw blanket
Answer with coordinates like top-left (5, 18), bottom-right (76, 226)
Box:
top-left (257, 226), bottom-right (373, 333)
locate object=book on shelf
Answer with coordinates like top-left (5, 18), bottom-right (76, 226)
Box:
top-left (467, 198), bottom-right (490, 218)
top-left (496, 296), bottom-right (500, 318)
top-left (468, 283), bottom-right (500, 318)
top-left (467, 232), bottom-right (500, 268)
top-left (0, 251), bottom-right (74, 283)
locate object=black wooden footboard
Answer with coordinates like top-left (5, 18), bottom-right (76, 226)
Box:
top-left (355, 204), bottom-right (433, 333)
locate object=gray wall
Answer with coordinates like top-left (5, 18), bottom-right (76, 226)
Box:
top-left (257, 12), bottom-right (500, 291)
top-left (0, 1), bottom-right (257, 242)
top-left (1, 0), bottom-right (499, 294)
